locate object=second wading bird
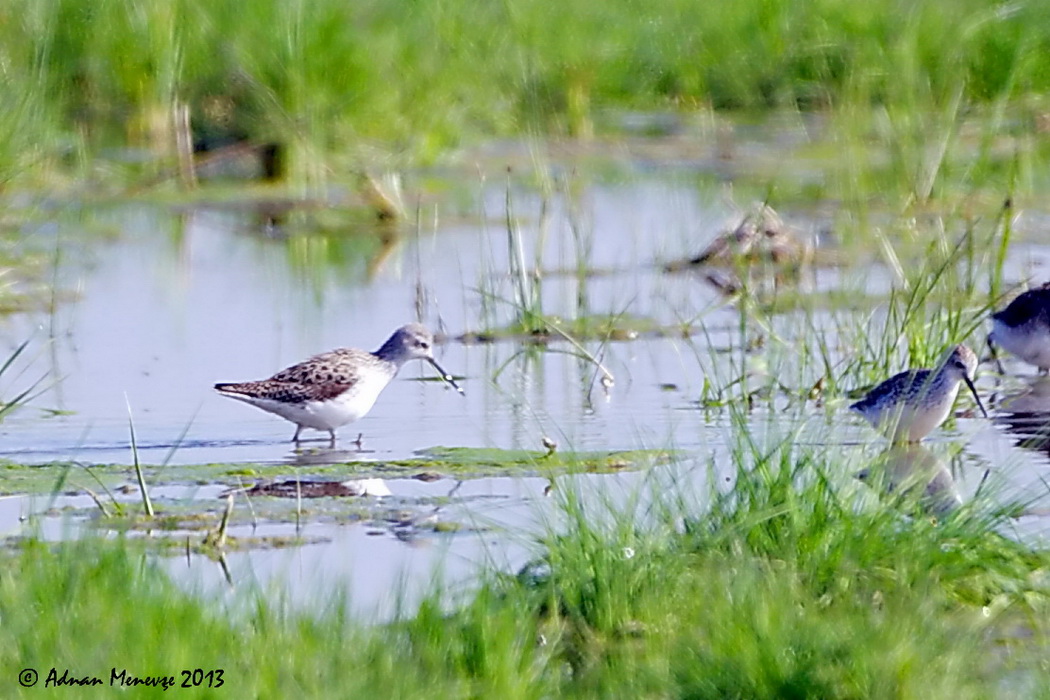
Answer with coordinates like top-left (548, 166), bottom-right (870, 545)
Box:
top-left (988, 282), bottom-right (1050, 375)
top-left (215, 323), bottom-right (463, 446)
top-left (850, 345), bottom-right (987, 443)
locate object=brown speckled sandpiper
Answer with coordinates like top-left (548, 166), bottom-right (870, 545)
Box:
top-left (215, 324), bottom-right (463, 445)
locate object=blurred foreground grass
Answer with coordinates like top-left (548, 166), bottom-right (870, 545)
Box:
top-left (3, 436), bottom-right (1049, 698)
top-left (1, 0), bottom-right (1049, 187)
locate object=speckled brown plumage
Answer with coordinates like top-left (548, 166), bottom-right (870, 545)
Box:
top-left (214, 378), bottom-right (354, 403)
top-left (214, 348), bottom-right (382, 402)
top-left (214, 324), bottom-right (463, 445)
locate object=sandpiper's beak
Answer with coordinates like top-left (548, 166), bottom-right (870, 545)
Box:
top-left (427, 357), bottom-right (465, 395)
top-left (962, 375), bottom-right (988, 418)
top-left (986, 334), bottom-right (1005, 375)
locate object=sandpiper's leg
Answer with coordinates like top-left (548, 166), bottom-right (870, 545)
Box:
top-left (987, 335), bottom-right (1005, 375)
top-left (292, 425), bottom-right (302, 443)
top-left (353, 432), bottom-right (364, 451)
top-left (326, 429), bottom-right (337, 447)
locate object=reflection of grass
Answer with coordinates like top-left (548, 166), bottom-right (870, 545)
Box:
top-left (0, 340), bottom-right (47, 423)
top-left (0, 226), bottom-right (59, 314)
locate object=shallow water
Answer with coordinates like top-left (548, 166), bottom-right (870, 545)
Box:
top-left (2, 190), bottom-right (737, 463)
top-left (4, 153), bottom-right (1050, 613)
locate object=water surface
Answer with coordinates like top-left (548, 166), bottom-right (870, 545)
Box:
top-left (4, 150), bottom-right (1050, 613)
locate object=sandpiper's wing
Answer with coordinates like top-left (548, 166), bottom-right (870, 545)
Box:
top-left (215, 348), bottom-right (369, 402)
top-left (268, 348), bottom-right (368, 386)
top-left (851, 369), bottom-right (929, 410)
top-left (1027, 287), bottom-right (1050, 324)
top-left (214, 379), bottom-right (351, 403)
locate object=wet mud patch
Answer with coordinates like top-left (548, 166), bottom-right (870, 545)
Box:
top-left (0, 447), bottom-right (676, 553)
top-left (405, 446), bottom-right (678, 475)
top-left (17, 477), bottom-right (476, 556)
top-left (0, 446), bottom-right (678, 497)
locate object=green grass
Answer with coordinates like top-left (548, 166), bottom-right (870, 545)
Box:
top-left (3, 428), bottom-right (1048, 698)
top-left (0, 340), bottom-right (47, 423)
top-left (2, 0), bottom-right (1050, 186)
top-left (522, 444), bottom-right (1050, 695)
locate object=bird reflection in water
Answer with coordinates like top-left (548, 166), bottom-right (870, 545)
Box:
top-left (991, 375), bottom-right (1050, 456)
top-left (856, 445), bottom-right (963, 517)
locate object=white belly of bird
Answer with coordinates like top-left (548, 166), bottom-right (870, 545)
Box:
top-left (992, 319), bottom-right (1050, 370)
top-left (300, 389), bottom-right (381, 429)
top-left (305, 375), bottom-right (392, 429)
top-left (231, 373), bottom-right (392, 430)
top-left (880, 385), bottom-right (959, 442)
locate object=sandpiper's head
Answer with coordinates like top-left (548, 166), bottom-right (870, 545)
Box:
top-left (380, 324), bottom-right (464, 395)
top-left (943, 344), bottom-right (978, 379)
top-left (385, 323), bottom-right (437, 362)
top-left (943, 344), bottom-right (987, 418)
